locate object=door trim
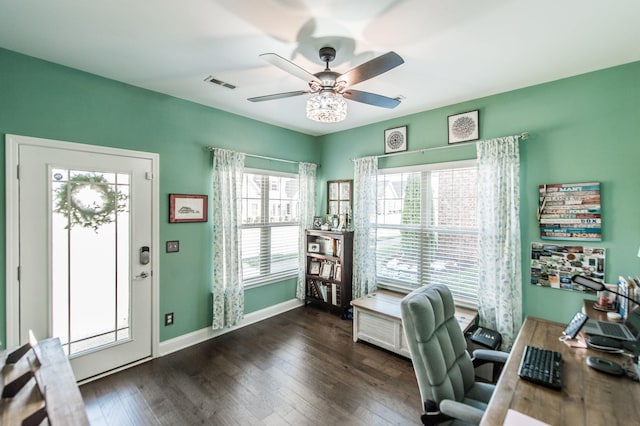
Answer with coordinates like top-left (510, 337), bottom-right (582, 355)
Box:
top-left (5, 134), bottom-right (160, 361)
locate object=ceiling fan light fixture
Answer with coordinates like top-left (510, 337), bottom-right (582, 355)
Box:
top-left (306, 92), bottom-right (347, 123)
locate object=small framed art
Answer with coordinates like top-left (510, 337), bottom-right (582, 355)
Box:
top-left (334, 264), bottom-right (342, 282)
top-left (384, 125), bottom-right (408, 154)
top-left (169, 194), bottom-right (208, 223)
top-left (309, 260), bottom-right (321, 275)
top-left (312, 216), bottom-right (324, 229)
top-left (308, 242), bottom-right (320, 253)
top-left (448, 110), bottom-right (479, 144)
top-left (320, 262), bottom-right (333, 279)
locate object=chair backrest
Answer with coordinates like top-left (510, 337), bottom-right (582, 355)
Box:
top-left (401, 284), bottom-right (475, 408)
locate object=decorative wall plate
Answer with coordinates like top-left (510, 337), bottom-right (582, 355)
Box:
top-left (448, 110), bottom-right (479, 144)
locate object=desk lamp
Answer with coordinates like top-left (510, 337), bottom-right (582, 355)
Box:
top-left (571, 275), bottom-right (639, 305)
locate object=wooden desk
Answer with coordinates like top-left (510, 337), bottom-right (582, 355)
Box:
top-left (481, 317), bottom-right (640, 426)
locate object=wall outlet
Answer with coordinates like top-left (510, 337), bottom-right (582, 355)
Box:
top-left (165, 312), bottom-right (174, 326)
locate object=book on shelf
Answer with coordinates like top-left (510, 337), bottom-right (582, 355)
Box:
top-left (307, 280), bottom-right (320, 299)
top-left (320, 283), bottom-right (328, 302)
top-left (322, 238), bottom-right (335, 256)
top-left (332, 283), bottom-right (341, 306)
top-left (331, 283), bottom-right (337, 305)
top-left (334, 264), bottom-right (341, 282)
top-left (628, 276), bottom-right (638, 308)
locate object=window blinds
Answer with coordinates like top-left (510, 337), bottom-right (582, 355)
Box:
top-left (375, 162), bottom-right (479, 307)
top-left (240, 172), bottom-right (300, 286)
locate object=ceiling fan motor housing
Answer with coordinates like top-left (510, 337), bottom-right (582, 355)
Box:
top-left (319, 46), bottom-right (336, 64)
top-left (310, 70), bottom-right (342, 92)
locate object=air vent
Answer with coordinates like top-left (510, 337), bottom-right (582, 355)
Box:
top-left (204, 75), bottom-right (236, 89)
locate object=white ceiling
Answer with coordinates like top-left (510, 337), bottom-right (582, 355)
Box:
top-left (1, 0), bottom-right (639, 136)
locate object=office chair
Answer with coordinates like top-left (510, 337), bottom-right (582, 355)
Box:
top-left (401, 284), bottom-right (509, 425)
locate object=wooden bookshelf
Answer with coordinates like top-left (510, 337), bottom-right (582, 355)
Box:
top-left (305, 229), bottom-right (353, 313)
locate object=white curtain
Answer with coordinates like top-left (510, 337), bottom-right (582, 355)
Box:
top-left (211, 148), bottom-right (245, 330)
top-left (476, 136), bottom-right (522, 349)
top-left (352, 156), bottom-right (378, 299)
top-left (296, 162), bottom-right (317, 300)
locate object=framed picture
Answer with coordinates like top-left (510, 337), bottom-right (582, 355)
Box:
top-left (384, 125), bottom-right (408, 154)
top-left (320, 262), bottom-right (333, 279)
top-left (448, 110), bottom-right (479, 144)
top-left (308, 242), bottom-right (320, 253)
top-left (538, 182), bottom-right (601, 241)
top-left (312, 216), bottom-right (324, 229)
top-left (169, 194), bottom-right (208, 223)
top-left (334, 264), bottom-right (342, 282)
top-left (530, 243), bottom-right (605, 293)
top-left (309, 260), bottom-right (321, 275)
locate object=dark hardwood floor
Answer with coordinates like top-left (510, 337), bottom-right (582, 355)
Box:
top-left (80, 306), bottom-right (422, 425)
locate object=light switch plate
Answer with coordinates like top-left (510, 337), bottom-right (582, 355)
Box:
top-left (166, 240), bottom-right (179, 253)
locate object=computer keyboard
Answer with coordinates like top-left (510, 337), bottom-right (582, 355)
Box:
top-left (518, 345), bottom-right (563, 390)
top-left (599, 322), bottom-right (626, 338)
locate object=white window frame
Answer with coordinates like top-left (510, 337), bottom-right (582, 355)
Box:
top-left (241, 168), bottom-right (300, 288)
top-left (375, 160), bottom-right (479, 308)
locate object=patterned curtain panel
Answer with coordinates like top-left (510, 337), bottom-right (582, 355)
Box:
top-left (476, 136), bottom-right (522, 349)
top-left (211, 148), bottom-right (245, 330)
top-left (296, 162), bottom-right (317, 300)
top-left (352, 156), bottom-right (378, 299)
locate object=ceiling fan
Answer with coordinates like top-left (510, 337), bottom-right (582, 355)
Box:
top-left (248, 46), bottom-right (404, 122)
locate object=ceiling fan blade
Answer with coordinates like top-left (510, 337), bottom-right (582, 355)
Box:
top-left (343, 89), bottom-right (401, 109)
top-left (248, 90), bottom-right (309, 102)
top-left (260, 53), bottom-right (321, 84)
top-left (339, 51), bottom-right (404, 87)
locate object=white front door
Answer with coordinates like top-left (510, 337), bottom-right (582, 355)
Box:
top-left (6, 134), bottom-right (158, 381)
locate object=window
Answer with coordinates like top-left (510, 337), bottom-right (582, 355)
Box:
top-left (240, 170), bottom-right (300, 287)
top-left (376, 160), bottom-right (479, 307)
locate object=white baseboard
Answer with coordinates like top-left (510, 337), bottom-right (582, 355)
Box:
top-left (158, 298), bottom-right (304, 357)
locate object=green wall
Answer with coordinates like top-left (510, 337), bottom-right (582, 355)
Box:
top-left (0, 48), bottom-right (318, 348)
top-left (1, 46), bottom-right (639, 350)
top-left (318, 60), bottom-right (640, 324)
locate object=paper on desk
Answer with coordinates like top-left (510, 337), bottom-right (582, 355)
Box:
top-left (503, 409), bottom-right (550, 426)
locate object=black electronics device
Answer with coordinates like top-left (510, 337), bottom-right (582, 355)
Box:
top-left (470, 327), bottom-right (502, 350)
top-left (563, 311), bottom-right (588, 339)
top-left (586, 356), bottom-right (624, 376)
top-left (587, 335), bottom-right (623, 353)
top-left (622, 340), bottom-right (640, 355)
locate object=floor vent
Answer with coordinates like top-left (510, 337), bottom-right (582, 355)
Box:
top-left (204, 75), bottom-right (236, 89)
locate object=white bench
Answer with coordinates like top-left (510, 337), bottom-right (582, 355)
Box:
top-left (351, 290), bottom-right (478, 358)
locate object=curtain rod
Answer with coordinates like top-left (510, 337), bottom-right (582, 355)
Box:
top-left (206, 146), bottom-right (316, 166)
top-left (357, 132), bottom-right (529, 161)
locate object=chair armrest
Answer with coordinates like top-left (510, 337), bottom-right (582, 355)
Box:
top-left (472, 349), bottom-right (509, 367)
top-left (439, 399), bottom-right (484, 424)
